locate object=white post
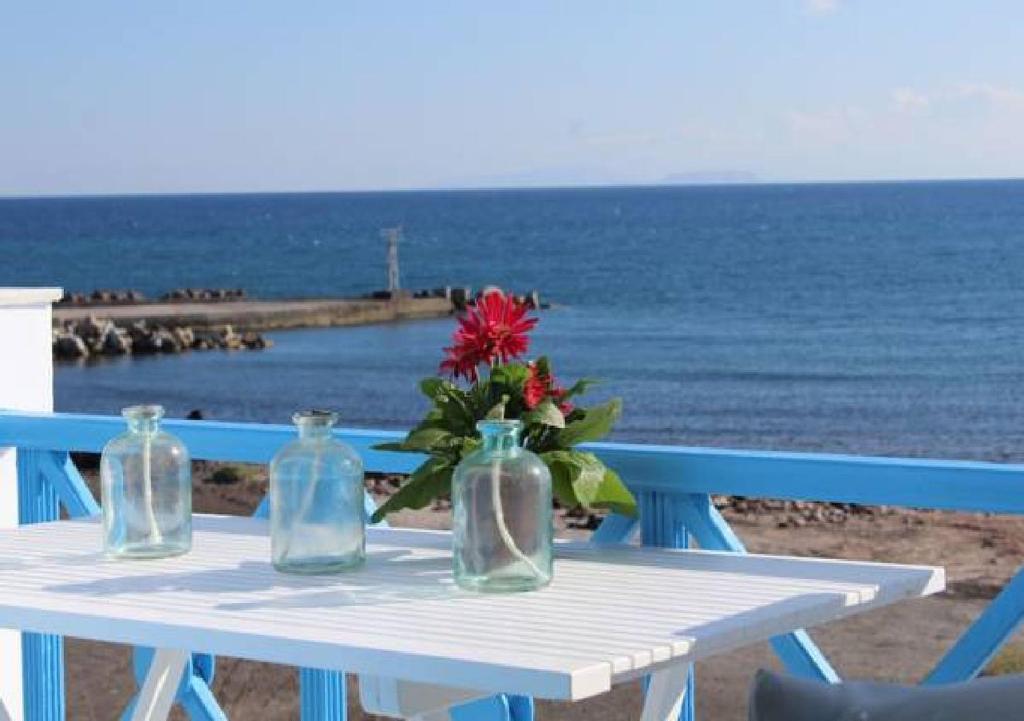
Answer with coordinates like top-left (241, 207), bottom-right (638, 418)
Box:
top-left (0, 288), bottom-right (62, 721)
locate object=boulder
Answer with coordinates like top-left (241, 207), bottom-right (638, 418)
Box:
top-left (53, 332), bottom-right (89, 360)
top-left (220, 325), bottom-right (243, 350)
top-left (241, 332), bottom-right (272, 350)
top-left (100, 325), bottom-right (132, 355)
top-left (74, 316), bottom-right (108, 344)
top-left (172, 326), bottom-right (195, 349)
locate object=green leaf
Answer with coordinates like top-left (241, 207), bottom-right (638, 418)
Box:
top-left (562, 451), bottom-right (608, 507)
top-left (485, 395), bottom-right (509, 420)
top-left (419, 377), bottom-right (445, 399)
top-left (539, 450), bottom-right (638, 517)
top-left (525, 398), bottom-right (565, 428)
top-left (558, 398), bottom-right (622, 446)
top-left (590, 467), bottom-right (638, 518)
top-left (400, 427), bottom-right (452, 452)
top-left (370, 456), bottom-right (453, 523)
top-left (563, 378), bottom-right (598, 399)
top-left (490, 362), bottom-right (530, 391)
top-left (540, 450), bottom-right (584, 508)
top-left (371, 441), bottom-right (411, 453)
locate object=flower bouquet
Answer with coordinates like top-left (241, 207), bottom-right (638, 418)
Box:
top-left (371, 289), bottom-right (637, 525)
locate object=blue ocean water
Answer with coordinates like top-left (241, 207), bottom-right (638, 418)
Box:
top-left (3, 181), bottom-right (1024, 459)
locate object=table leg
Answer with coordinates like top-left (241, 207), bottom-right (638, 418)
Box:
top-left (129, 648), bottom-right (190, 721)
top-left (640, 664), bottom-right (689, 721)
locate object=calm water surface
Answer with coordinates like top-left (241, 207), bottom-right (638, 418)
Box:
top-left (4, 181), bottom-right (1023, 459)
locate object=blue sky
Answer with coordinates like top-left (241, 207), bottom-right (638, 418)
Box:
top-left (2, 1), bottom-right (1022, 195)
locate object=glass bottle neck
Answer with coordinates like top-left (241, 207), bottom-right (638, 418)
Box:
top-left (127, 418), bottom-right (160, 435)
top-left (297, 424), bottom-right (333, 440)
top-left (479, 423), bottom-right (522, 454)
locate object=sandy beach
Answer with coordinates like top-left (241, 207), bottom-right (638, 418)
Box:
top-left (60, 460), bottom-right (1022, 720)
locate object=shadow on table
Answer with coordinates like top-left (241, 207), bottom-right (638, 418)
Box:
top-left (45, 549), bottom-right (462, 608)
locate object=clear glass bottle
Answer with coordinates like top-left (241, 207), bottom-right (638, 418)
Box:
top-left (452, 420), bottom-right (553, 592)
top-left (101, 405), bottom-right (192, 558)
top-left (270, 410), bottom-right (365, 574)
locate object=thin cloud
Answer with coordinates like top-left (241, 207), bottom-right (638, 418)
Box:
top-left (806, 0), bottom-right (840, 15)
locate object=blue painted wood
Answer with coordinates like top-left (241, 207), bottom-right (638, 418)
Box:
top-left (17, 410), bottom-right (1024, 714)
top-left (16, 450), bottom-right (65, 721)
top-left (0, 411), bottom-right (414, 472)
top-left (38, 451), bottom-right (99, 518)
top-left (298, 667), bottom-right (345, 721)
top-left (924, 565), bottom-right (1024, 684)
top-left (591, 512), bottom-right (638, 545)
top-left (674, 493), bottom-right (840, 683)
top-left (638, 491), bottom-right (694, 721)
top-left (7, 411), bottom-right (1024, 514)
top-left (506, 694), bottom-right (534, 721)
top-left (450, 694), bottom-right (511, 721)
top-left (179, 676), bottom-right (229, 721)
top-left (123, 647), bottom-right (223, 721)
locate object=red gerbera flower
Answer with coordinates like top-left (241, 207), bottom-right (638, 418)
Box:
top-left (439, 289), bottom-right (537, 381)
top-left (523, 361), bottom-right (574, 414)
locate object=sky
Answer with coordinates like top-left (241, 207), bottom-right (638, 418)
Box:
top-left (2, 1), bottom-right (1023, 196)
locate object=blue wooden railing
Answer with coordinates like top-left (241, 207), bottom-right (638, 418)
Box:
top-left (3, 409), bottom-right (1024, 720)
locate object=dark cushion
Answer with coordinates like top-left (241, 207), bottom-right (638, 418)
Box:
top-left (749, 669), bottom-right (1024, 721)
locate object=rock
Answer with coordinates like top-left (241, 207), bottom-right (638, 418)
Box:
top-left (100, 324), bottom-right (132, 355)
top-left (450, 287), bottom-right (472, 310)
top-left (74, 316), bottom-right (107, 344)
top-left (53, 332), bottom-right (89, 359)
top-left (186, 409), bottom-right (205, 420)
top-left (219, 325), bottom-right (243, 350)
top-left (172, 326), bottom-right (195, 349)
top-left (132, 326), bottom-right (181, 354)
top-left (241, 332), bottom-right (271, 350)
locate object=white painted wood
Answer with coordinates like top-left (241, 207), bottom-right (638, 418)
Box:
top-left (359, 675), bottom-right (484, 718)
top-left (128, 648), bottom-right (189, 721)
top-left (0, 287), bottom-right (61, 721)
top-left (0, 514), bottom-right (944, 703)
top-left (640, 665), bottom-right (689, 721)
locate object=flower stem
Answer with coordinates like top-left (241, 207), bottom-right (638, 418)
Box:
top-left (490, 458), bottom-right (544, 580)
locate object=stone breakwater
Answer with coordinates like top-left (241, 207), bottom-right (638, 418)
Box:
top-left (51, 287), bottom-right (548, 360)
top-left (53, 316), bottom-right (270, 360)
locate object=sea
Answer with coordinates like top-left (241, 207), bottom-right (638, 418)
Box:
top-left (3, 181), bottom-right (1024, 461)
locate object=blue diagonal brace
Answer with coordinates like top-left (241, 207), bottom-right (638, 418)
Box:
top-left (38, 451), bottom-right (99, 518)
top-left (674, 493), bottom-right (840, 683)
top-left (924, 565), bottom-right (1024, 684)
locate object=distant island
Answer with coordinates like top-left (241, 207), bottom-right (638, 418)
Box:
top-left (660, 171), bottom-right (760, 185)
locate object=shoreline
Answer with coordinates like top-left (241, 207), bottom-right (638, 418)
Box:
top-left (53, 295), bottom-right (455, 332)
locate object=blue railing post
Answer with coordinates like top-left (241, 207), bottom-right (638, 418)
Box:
top-left (298, 668), bottom-right (346, 721)
top-left (638, 491), bottom-right (695, 721)
top-left (16, 449), bottom-right (65, 721)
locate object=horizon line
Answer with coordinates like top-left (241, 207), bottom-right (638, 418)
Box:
top-left (2, 175), bottom-right (1024, 201)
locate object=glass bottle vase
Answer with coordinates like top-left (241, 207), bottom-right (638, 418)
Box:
top-left (270, 410), bottom-right (366, 574)
top-left (101, 405), bottom-right (192, 558)
top-left (452, 420), bottom-right (554, 592)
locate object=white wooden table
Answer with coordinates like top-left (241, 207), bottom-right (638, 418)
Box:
top-left (0, 514), bottom-right (944, 720)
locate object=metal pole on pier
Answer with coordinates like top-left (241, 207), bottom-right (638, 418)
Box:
top-left (381, 227), bottom-right (401, 295)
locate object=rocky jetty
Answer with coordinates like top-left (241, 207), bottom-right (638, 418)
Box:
top-left (52, 316), bottom-right (271, 361)
top-left (59, 289), bottom-right (147, 305)
top-left (161, 288), bottom-right (246, 302)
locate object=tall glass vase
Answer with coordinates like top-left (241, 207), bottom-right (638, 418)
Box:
top-left (270, 410), bottom-right (365, 574)
top-left (452, 420), bottom-right (553, 592)
top-left (101, 405), bottom-right (192, 558)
